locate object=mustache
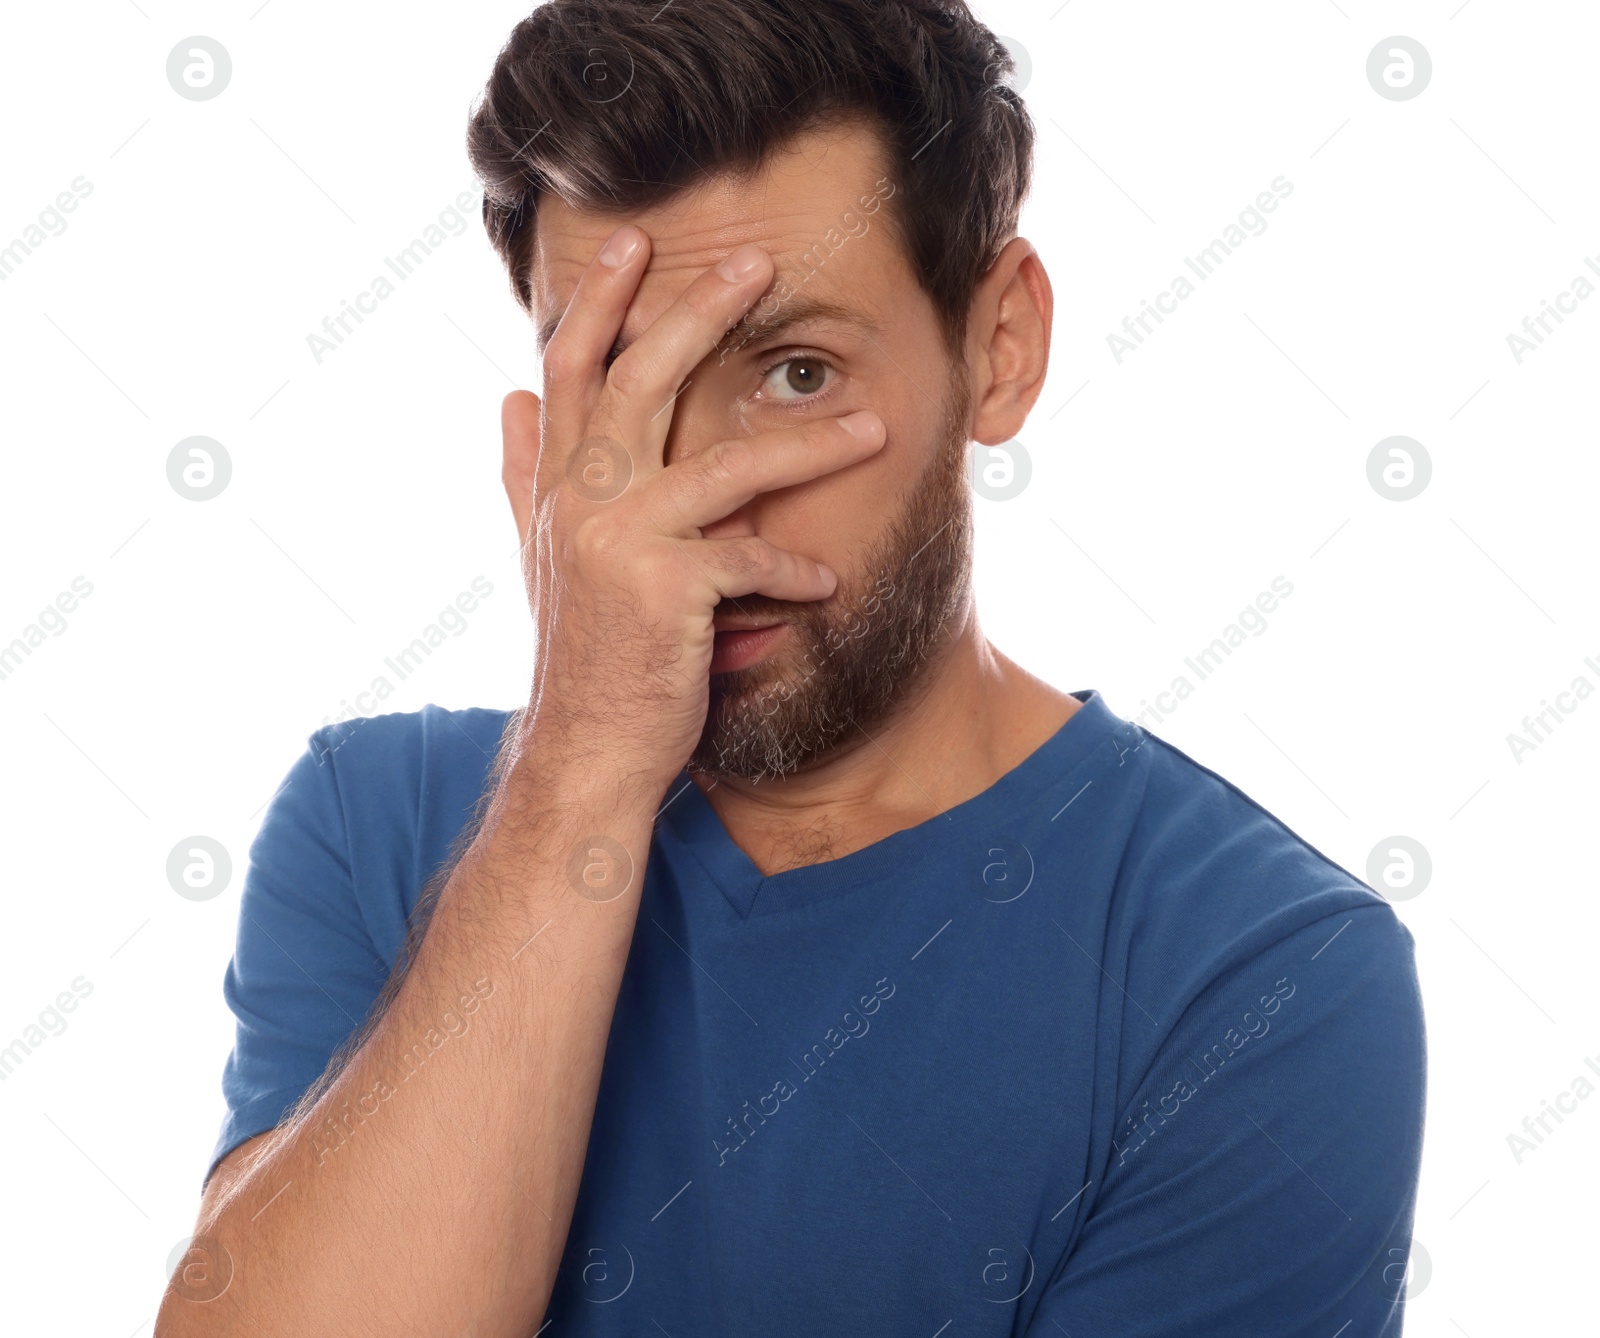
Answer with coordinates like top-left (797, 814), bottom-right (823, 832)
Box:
top-left (713, 590), bottom-right (829, 624)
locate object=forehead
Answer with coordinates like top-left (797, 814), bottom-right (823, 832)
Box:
top-left (529, 120), bottom-right (906, 351)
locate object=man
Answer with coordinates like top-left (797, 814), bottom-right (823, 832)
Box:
top-left (159, 1), bottom-right (1426, 1334)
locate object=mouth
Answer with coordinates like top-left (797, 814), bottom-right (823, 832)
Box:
top-left (710, 622), bottom-right (787, 675)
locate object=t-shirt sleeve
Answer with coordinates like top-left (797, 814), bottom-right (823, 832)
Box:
top-left (1027, 903), bottom-right (1427, 1337)
top-left (205, 727), bottom-right (391, 1187)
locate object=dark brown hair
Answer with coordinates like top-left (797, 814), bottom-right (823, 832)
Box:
top-left (465, 0), bottom-right (1034, 357)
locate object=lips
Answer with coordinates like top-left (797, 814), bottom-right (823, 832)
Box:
top-left (709, 622), bottom-right (787, 674)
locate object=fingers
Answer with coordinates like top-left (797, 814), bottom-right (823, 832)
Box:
top-left (651, 410), bottom-right (886, 534)
top-left (538, 224), bottom-right (652, 471)
top-left (685, 535), bottom-right (839, 607)
top-left (592, 242), bottom-right (776, 470)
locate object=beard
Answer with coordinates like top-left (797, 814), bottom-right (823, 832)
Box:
top-left (687, 373), bottom-right (975, 783)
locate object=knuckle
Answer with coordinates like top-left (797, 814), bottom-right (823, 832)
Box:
top-left (710, 435), bottom-right (757, 484)
top-left (666, 461), bottom-right (712, 507)
top-left (606, 352), bottom-right (647, 397)
top-left (568, 511), bottom-right (622, 565)
top-left (718, 538), bottom-right (767, 578)
top-left (542, 345), bottom-right (581, 387)
top-left (683, 282), bottom-right (726, 321)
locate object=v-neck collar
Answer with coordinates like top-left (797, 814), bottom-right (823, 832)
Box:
top-left (653, 688), bottom-right (1124, 919)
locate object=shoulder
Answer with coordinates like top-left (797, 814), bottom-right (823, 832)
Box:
top-left (307, 702), bottom-right (514, 778)
top-left (1033, 721), bottom-right (1425, 1335)
top-left (310, 699), bottom-right (515, 837)
top-left (1110, 723), bottom-right (1418, 1052)
top-left (1138, 724), bottom-right (1400, 911)
top-left (305, 703), bottom-right (514, 821)
top-left (268, 703), bottom-right (516, 949)
top-left (211, 704), bottom-right (514, 1182)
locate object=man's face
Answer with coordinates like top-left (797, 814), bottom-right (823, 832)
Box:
top-left (531, 121), bottom-right (974, 782)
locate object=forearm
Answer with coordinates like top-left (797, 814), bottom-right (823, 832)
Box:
top-left (158, 737), bottom-right (660, 1337)
top-left (163, 215), bottom-right (851, 1334)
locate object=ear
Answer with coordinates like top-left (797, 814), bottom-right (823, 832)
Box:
top-left (968, 238), bottom-right (1053, 447)
top-left (501, 389), bottom-right (543, 543)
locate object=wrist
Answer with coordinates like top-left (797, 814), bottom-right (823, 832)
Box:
top-left (508, 713), bottom-right (680, 814)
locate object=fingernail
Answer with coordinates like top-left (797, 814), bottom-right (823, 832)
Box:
top-left (840, 410), bottom-right (881, 440)
top-left (716, 244), bottom-right (767, 283)
top-left (598, 226), bottom-right (642, 268)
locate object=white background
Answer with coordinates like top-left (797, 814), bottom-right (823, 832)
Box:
top-left (0, 1), bottom-right (1593, 1333)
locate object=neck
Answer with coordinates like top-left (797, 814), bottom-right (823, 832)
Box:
top-left (689, 599), bottom-right (1081, 875)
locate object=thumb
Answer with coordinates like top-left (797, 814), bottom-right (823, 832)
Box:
top-left (500, 388), bottom-right (543, 544)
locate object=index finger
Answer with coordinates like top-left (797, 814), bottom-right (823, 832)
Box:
top-left (536, 224), bottom-right (653, 469)
top-left (590, 242), bottom-right (776, 476)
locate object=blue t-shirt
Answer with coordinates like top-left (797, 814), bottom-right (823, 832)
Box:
top-left (212, 688), bottom-right (1425, 1335)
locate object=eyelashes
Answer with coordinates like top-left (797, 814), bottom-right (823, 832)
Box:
top-left (752, 351), bottom-right (840, 406)
top-left (595, 348), bottom-right (843, 408)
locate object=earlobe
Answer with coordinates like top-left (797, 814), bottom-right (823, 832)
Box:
top-left (970, 239), bottom-right (1052, 446)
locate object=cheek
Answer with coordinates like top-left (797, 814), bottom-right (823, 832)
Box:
top-left (686, 367), bottom-right (950, 568)
top-left (864, 401), bottom-right (958, 512)
top-left (664, 382), bottom-right (748, 466)
top-left (770, 417), bottom-right (924, 573)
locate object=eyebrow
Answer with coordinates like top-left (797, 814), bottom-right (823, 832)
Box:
top-left (535, 293), bottom-right (885, 364)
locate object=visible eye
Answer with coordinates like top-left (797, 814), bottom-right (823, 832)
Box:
top-left (756, 355), bottom-right (835, 402)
